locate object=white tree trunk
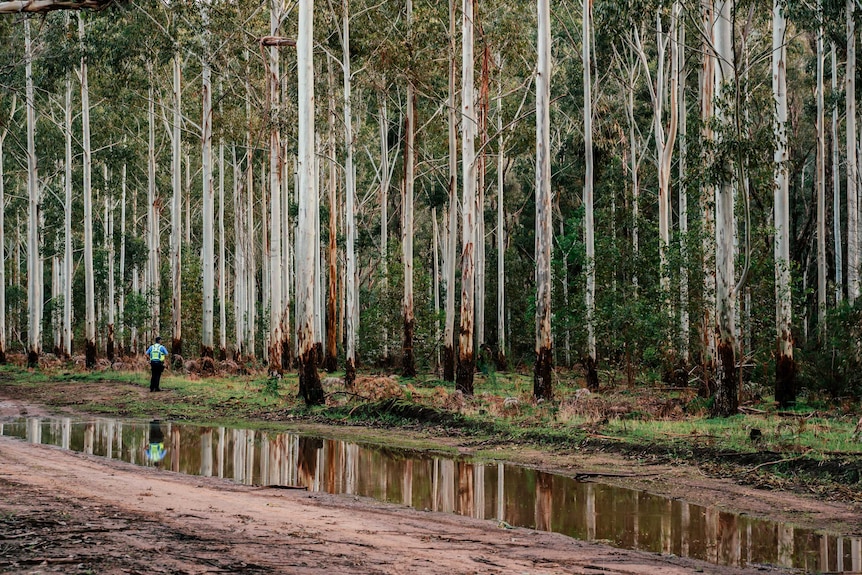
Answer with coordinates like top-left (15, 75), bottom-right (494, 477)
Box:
top-left (245, 60), bottom-right (256, 359)
top-left (443, 0), bottom-right (458, 380)
top-left (343, 0), bottom-right (357, 386)
top-left (700, 1), bottom-right (716, 385)
top-left (218, 140), bottom-right (227, 359)
top-left (496, 52), bottom-right (506, 368)
top-left (171, 52), bottom-right (182, 357)
top-left (325, 59), bottom-right (338, 373)
top-left (105, 170), bottom-right (115, 362)
top-left (268, 0), bottom-right (284, 374)
top-left (832, 43), bottom-right (843, 303)
top-left (297, 0), bottom-right (323, 403)
top-left (712, 0), bottom-right (737, 416)
top-left (678, 13), bottom-right (689, 363)
top-left (534, 0), bottom-right (554, 397)
top-left (232, 145), bottom-right (245, 358)
top-left (403, 0), bottom-right (416, 377)
top-left (63, 48), bottom-right (72, 358)
top-left (773, 0), bottom-right (795, 404)
top-left (816, 6), bottom-right (827, 338)
top-left (848, 0), bottom-right (859, 304)
top-left (79, 16), bottom-right (96, 367)
top-left (583, 0), bottom-right (597, 390)
top-left (379, 95), bottom-right (390, 363)
top-left (119, 164), bottom-right (126, 354)
top-left (25, 18), bottom-right (42, 368)
top-left (457, 0), bottom-right (476, 393)
top-left (201, 4), bottom-right (215, 360)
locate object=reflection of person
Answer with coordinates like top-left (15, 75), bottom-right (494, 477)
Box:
top-left (145, 336), bottom-right (168, 392)
top-left (146, 419), bottom-right (166, 465)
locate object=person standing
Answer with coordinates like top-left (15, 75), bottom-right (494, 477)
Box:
top-left (145, 336), bottom-right (168, 392)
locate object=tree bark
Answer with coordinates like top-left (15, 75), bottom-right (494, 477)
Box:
top-left (832, 44), bottom-right (843, 304)
top-left (443, 0), bottom-right (458, 381)
top-left (218, 140), bottom-right (227, 361)
top-left (379, 95), bottom-right (391, 366)
top-left (457, 0), bottom-right (476, 395)
top-left (496, 53), bottom-right (506, 371)
top-left (816, 4), bottom-right (827, 340)
top-left (325, 58), bottom-right (338, 373)
top-left (25, 19), bottom-right (41, 367)
top-left (711, 0), bottom-right (738, 417)
top-left (171, 52), bottom-right (182, 357)
top-left (583, 0), bottom-right (597, 392)
top-left (79, 16), bottom-right (95, 368)
top-left (268, 0), bottom-right (285, 376)
top-left (700, 1), bottom-right (716, 395)
top-left (772, 2), bottom-right (795, 404)
top-left (343, 0), bottom-right (357, 389)
top-left (297, 0), bottom-right (323, 404)
top-left (403, 0), bottom-right (416, 378)
top-left (200, 4), bottom-right (215, 362)
top-left (848, 0), bottom-right (859, 304)
top-left (678, 12), bottom-right (689, 364)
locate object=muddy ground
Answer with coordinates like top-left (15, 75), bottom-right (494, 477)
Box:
top-left (1, 383), bottom-right (860, 574)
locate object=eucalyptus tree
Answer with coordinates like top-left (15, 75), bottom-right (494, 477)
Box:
top-left (773, 0), bottom-right (794, 406)
top-left (24, 17), bottom-right (42, 367)
top-left (849, 0), bottom-right (859, 305)
top-left (403, 0), bottom-right (416, 378)
top-left (342, 0), bottom-right (357, 388)
top-left (711, 0), bottom-right (737, 417)
top-left (200, 2), bottom-right (215, 361)
top-left (533, 0), bottom-right (553, 399)
top-left (0, 96), bottom-right (14, 364)
top-left (170, 48), bottom-right (182, 357)
top-left (815, 0), bottom-right (826, 339)
top-left (296, 0), bottom-right (324, 404)
top-left (582, 0), bottom-right (597, 391)
top-left (443, 0), bottom-right (457, 381)
top-left (457, 0), bottom-right (476, 394)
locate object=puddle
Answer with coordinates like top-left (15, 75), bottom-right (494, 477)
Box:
top-left (2, 415), bottom-right (859, 572)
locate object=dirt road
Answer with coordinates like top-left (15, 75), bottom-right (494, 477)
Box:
top-left (0, 397), bottom-right (852, 574)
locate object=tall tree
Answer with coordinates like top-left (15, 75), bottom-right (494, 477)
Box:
top-left (443, 0), bottom-right (458, 381)
top-left (402, 0), bottom-right (416, 377)
top-left (583, 0), bottom-right (597, 391)
top-left (0, 96), bottom-right (13, 364)
top-left (267, 0), bottom-right (285, 375)
top-left (534, 0), bottom-right (553, 399)
top-left (816, 0), bottom-right (826, 338)
top-left (848, 0), bottom-right (859, 304)
top-left (296, 0), bottom-right (324, 404)
top-left (25, 17), bottom-right (42, 367)
top-left (342, 0), bottom-right (357, 388)
top-left (711, 0), bottom-right (738, 417)
top-left (200, 3), bottom-right (215, 361)
top-left (171, 51), bottom-right (182, 357)
top-left (457, 0), bottom-right (476, 395)
top-left (773, 0), bottom-right (795, 406)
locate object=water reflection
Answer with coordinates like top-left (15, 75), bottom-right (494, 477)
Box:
top-left (1, 416), bottom-right (858, 572)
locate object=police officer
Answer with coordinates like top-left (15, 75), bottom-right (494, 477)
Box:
top-left (145, 336), bottom-right (169, 392)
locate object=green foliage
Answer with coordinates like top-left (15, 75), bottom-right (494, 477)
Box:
top-left (797, 302), bottom-right (862, 399)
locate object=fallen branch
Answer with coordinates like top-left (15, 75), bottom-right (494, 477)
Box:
top-left (746, 454), bottom-right (807, 473)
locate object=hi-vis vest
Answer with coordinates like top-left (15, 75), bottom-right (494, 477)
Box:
top-left (149, 345), bottom-right (166, 363)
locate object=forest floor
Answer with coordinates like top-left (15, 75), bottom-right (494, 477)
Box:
top-left (0, 361), bottom-right (861, 574)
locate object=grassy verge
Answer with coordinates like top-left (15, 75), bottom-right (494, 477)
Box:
top-left (0, 362), bottom-right (860, 500)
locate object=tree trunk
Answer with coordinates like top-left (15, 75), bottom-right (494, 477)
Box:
top-left (233, 145), bottom-right (245, 359)
top-left (297, 0), bottom-right (323, 404)
top-left (201, 5), bottom-right (214, 362)
top-left (171, 52), bottom-right (182, 357)
top-left (816, 5), bottom-right (827, 340)
top-left (403, 0), bottom-right (416, 378)
top-left (245, 58), bottom-right (256, 360)
top-left (79, 16), bottom-right (95, 368)
top-left (218, 140), bottom-right (227, 360)
top-left (496, 53), bottom-right (507, 371)
top-left (379, 95), bottom-right (390, 366)
top-left (534, 0), bottom-right (554, 399)
top-left (700, 1), bottom-right (716, 395)
top-left (583, 0), bottom-right (597, 392)
top-left (343, 0), bottom-right (357, 389)
top-left (25, 20), bottom-right (41, 367)
top-left (0, 97), bottom-right (16, 364)
top-left (106, 179), bottom-right (115, 363)
top-left (457, 0), bottom-right (476, 395)
top-left (678, 13), bottom-right (689, 364)
top-left (773, 30), bottom-right (796, 404)
top-left (476, 31), bottom-right (489, 352)
top-left (268, 0), bottom-right (285, 375)
top-left (325, 58), bottom-right (338, 373)
top-left (848, 0), bottom-right (859, 305)
top-left (443, 0), bottom-right (458, 381)
top-left (63, 50), bottom-right (72, 358)
top-left (711, 0), bottom-right (738, 417)
top-left (832, 43), bottom-right (843, 303)
top-left (118, 164), bottom-right (126, 355)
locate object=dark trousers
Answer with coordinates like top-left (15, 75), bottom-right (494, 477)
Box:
top-left (150, 362), bottom-right (164, 391)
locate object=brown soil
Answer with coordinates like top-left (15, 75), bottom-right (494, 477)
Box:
top-left (0, 381), bottom-right (860, 574)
